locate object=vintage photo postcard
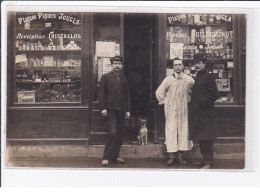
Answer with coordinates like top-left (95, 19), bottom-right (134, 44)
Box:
top-left (1, 1), bottom-right (260, 187)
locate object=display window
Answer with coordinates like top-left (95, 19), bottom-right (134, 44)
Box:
top-left (166, 14), bottom-right (234, 103)
top-left (13, 12), bottom-right (82, 104)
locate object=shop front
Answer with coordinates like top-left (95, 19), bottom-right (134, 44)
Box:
top-left (6, 12), bottom-right (246, 150)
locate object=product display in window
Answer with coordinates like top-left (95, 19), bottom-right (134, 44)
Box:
top-left (14, 12), bottom-right (82, 104)
top-left (166, 13), bottom-right (234, 103)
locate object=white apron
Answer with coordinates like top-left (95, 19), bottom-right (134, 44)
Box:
top-left (156, 72), bottom-right (194, 153)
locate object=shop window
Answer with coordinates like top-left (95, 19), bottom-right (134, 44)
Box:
top-left (166, 14), bottom-right (234, 103)
top-left (92, 13), bottom-right (121, 102)
top-left (14, 12), bottom-right (82, 104)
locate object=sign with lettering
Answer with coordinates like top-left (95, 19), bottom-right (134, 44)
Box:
top-left (17, 13), bottom-right (80, 25)
top-left (167, 14), bottom-right (232, 25)
top-left (48, 31), bottom-right (81, 41)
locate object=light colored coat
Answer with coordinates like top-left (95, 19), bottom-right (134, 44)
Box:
top-left (156, 72), bottom-right (194, 153)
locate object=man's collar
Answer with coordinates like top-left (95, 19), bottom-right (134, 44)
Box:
top-left (111, 70), bottom-right (121, 77)
top-left (173, 72), bottom-right (184, 79)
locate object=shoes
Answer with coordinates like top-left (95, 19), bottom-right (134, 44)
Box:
top-left (201, 164), bottom-right (212, 169)
top-left (167, 158), bottom-right (175, 165)
top-left (178, 157), bottom-right (188, 165)
top-left (167, 153), bottom-right (175, 165)
top-left (194, 161), bottom-right (204, 166)
top-left (102, 160), bottom-right (109, 166)
top-left (116, 157), bottom-right (125, 163)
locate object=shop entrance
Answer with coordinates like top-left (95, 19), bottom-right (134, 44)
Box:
top-left (123, 14), bottom-right (156, 143)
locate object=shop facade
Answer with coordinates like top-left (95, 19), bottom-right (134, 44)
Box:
top-left (6, 12), bottom-right (246, 148)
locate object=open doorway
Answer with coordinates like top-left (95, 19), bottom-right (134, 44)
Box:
top-left (124, 14), bottom-right (155, 143)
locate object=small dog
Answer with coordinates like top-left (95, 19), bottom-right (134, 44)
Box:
top-left (137, 119), bottom-right (148, 145)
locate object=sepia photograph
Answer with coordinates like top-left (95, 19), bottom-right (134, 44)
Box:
top-left (2, 1), bottom-right (260, 187)
top-left (4, 10), bottom-right (246, 170)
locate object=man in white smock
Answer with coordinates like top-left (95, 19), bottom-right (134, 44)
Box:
top-left (156, 57), bottom-right (194, 165)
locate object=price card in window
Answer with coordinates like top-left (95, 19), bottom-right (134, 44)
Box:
top-left (227, 62), bottom-right (234, 68)
top-left (96, 41), bottom-right (116, 57)
top-left (15, 54), bottom-right (27, 64)
top-left (215, 78), bottom-right (231, 92)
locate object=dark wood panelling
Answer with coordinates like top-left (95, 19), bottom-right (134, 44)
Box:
top-left (7, 109), bottom-right (89, 139)
top-left (90, 111), bottom-right (107, 132)
top-left (157, 106), bottom-right (245, 140)
top-left (215, 107), bottom-right (245, 137)
top-left (157, 14), bottom-right (167, 84)
top-left (237, 15), bottom-right (246, 104)
top-left (89, 132), bottom-right (107, 145)
top-left (157, 14), bottom-right (167, 140)
top-left (8, 122), bottom-right (87, 139)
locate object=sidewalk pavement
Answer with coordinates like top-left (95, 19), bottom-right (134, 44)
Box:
top-left (7, 157), bottom-right (244, 170)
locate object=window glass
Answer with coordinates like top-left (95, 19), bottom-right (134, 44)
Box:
top-left (15, 12), bottom-right (82, 104)
top-left (166, 14), bottom-right (234, 103)
top-left (92, 13), bottom-right (121, 102)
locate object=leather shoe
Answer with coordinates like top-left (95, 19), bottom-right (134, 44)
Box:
top-left (194, 161), bottom-right (204, 166)
top-left (102, 160), bottom-right (109, 166)
top-left (167, 158), bottom-right (175, 165)
top-left (116, 157), bottom-right (125, 163)
top-left (201, 164), bottom-right (212, 169)
top-left (178, 158), bottom-right (188, 165)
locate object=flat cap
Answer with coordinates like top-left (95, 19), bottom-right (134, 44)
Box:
top-left (110, 56), bottom-right (124, 63)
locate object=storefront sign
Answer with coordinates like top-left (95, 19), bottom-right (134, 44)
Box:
top-left (215, 14), bottom-right (232, 22)
top-left (167, 14), bottom-right (186, 24)
top-left (16, 33), bottom-right (45, 40)
top-left (191, 31), bottom-right (233, 38)
top-left (205, 42), bottom-right (224, 49)
top-left (17, 13), bottom-right (80, 25)
top-left (166, 32), bottom-right (188, 38)
top-left (167, 14), bottom-right (232, 24)
top-left (48, 31), bottom-right (81, 41)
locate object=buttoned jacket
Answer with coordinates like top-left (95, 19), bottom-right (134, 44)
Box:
top-left (98, 71), bottom-right (131, 112)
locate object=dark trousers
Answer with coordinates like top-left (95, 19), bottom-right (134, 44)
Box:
top-left (199, 140), bottom-right (214, 166)
top-left (103, 110), bottom-right (126, 161)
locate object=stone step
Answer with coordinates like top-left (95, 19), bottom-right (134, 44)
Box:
top-left (6, 141), bottom-right (245, 160)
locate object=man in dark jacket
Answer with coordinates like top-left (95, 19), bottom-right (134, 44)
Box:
top-left (98, 56), bottom-right (131, 166)
top-left (189, 53), bottom-right (219, 169)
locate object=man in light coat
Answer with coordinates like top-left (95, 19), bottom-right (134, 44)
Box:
top-left (156, 57), bottom-right (194, 165)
